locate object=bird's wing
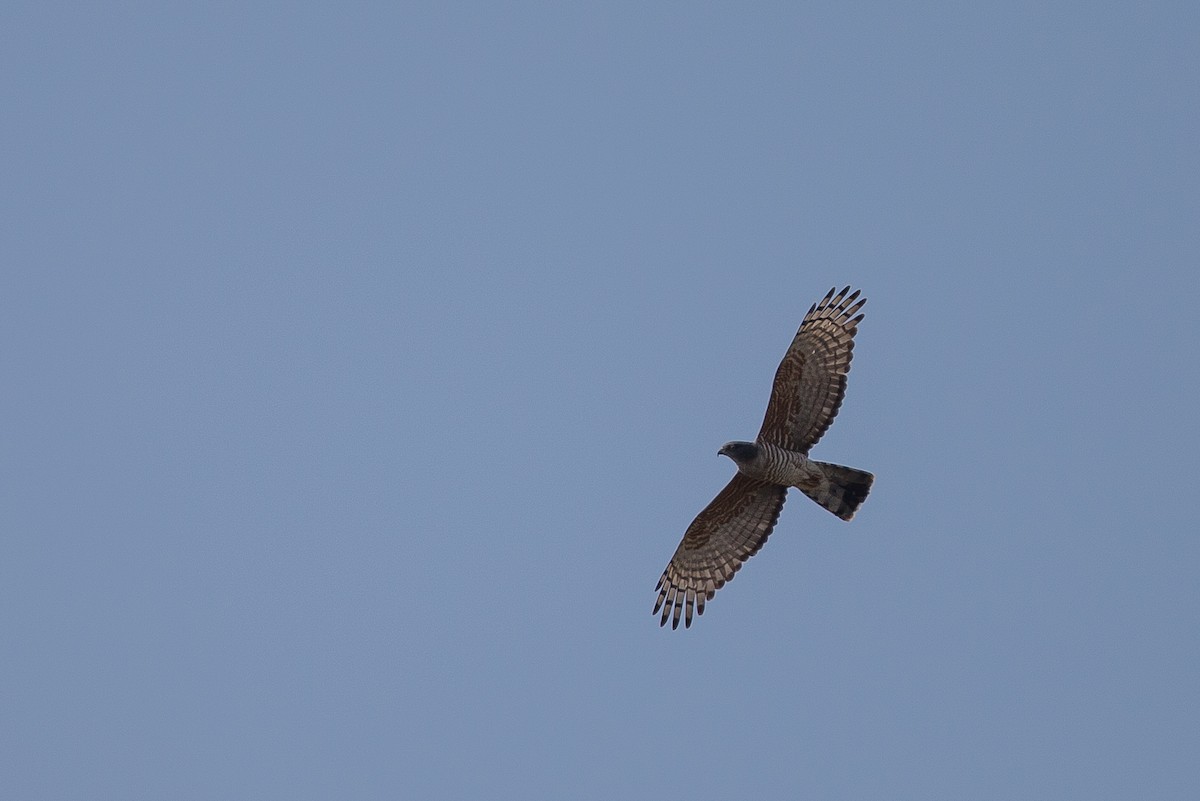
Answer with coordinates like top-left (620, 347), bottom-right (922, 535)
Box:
top-left (654, 475), bottom-right (787, 629)
top-left (757, 286), bottom-right (865, 452)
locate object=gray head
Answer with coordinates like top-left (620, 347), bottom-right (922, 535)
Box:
top-left (718, 441), bottom-right (759, 465)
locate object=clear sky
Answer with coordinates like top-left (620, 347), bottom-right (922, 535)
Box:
top-left (3, 3), bottom-right (1198, 799)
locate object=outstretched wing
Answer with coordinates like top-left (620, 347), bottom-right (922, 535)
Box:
top-left (653, 475), bottom-right (787, 629)
top-left (757, 286), bottom-right (866, 452)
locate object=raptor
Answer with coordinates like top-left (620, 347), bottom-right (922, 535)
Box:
top-left (653, 286), bottom-right (874, 629)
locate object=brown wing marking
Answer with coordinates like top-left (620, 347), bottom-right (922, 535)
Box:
top-left (653, 475), bottom-right (787, 629)
top-left (757, 286), bottom-right (865, 452)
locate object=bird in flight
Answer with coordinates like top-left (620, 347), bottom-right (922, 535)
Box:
top-left (653, 286), bottom-right (874, 629)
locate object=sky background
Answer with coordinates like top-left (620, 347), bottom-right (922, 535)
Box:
top-left (3, 3), bottom-right (1198, 799)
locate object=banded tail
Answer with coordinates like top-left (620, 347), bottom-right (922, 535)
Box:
top-left (800, 461), bottom-right (874, 520)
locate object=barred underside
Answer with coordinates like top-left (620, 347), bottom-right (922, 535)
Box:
top-left (745, 440), bottom-right (818, 486)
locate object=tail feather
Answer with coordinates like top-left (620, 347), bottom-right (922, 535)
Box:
top-left (800, 461), bottom-right (874, 520)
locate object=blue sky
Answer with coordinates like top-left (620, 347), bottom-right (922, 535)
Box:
top-left (3, 3), bottom-right (1198, 799)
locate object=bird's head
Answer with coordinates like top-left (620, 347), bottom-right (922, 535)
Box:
top-left (718, 441), bottom-right (759, 465)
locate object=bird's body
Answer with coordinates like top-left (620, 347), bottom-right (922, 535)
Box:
top-left (653, 286), bottom-right (874, 629)
top-left (719, 440), bottom-right (873, 522)
top-left (719, 440), bottom-right (819, 487)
